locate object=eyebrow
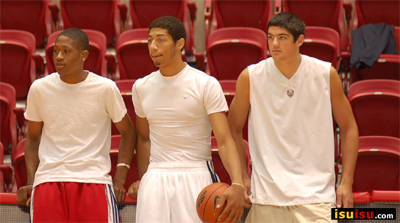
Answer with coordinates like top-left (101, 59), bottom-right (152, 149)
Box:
top-left (148, 34), bottom-right (166, 38)
top-left (267, 33), bottom-right (290, 36)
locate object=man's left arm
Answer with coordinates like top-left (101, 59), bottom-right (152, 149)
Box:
top-left (113, 114), bottom-right (136, 205)
top-left (209, 112), bottom-right (245, 222)
top-left (330, 66), bottom-right (359, 208)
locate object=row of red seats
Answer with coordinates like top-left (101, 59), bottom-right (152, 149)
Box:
top-left (0, 0), bottom-right (197, 54)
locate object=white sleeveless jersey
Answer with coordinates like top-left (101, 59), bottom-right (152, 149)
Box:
top-left (248, 55), bottom-right (336, 205)
top-left (132, 64), bottom-right (228, 162)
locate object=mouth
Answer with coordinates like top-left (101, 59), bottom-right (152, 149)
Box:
top-left (55, 63), bottom-right (65, 69)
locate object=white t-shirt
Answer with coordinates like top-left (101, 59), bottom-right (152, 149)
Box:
top-left (25, 72), bottom-right (127, 187)
top-left (248, 55), bottom-right (336, 205)
top-left (132, 64), bottom-right (228, 162)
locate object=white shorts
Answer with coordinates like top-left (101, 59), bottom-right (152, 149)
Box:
top-left (136, 160), bottom-right (218, 223)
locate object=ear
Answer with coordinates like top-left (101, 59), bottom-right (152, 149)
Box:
top-left (176, 38), bottom-right (185, 51)
top-left (81, 50), bottom-right (89, 62)
top-left (296, 34), bottom-right (305, 47)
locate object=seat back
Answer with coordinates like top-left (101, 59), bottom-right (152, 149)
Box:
top-left (109, 135), bottom-right (138, 191)
top-left (353, 136), bottom-right (400, 193)
top-left (0, 0), bottom-right (52, 47)
top-left (211, 0), bottom-right (272, 33)
top-left (116, 29), bottom-right (157, 80)
top-left (353, 0), bottom-right (400, 29)
top-left (301, 27), bottom-right (341, 70)
top-left (45, 29), bottom-right (108, 77)
top-left (112, 80), bottom-right (136, 135)
top-left (0, 83), bottom-right (17, 157)
top-left (13, 139), bottom-right (27, 189)
top-left (348, 80), bottom-right (400, 138)
top-left (206, 27), bottom-right (268, 80)
top-left (211, 136), bottom-right (251, 185)
top-left (0, 30), bottom-right (37, 99)
top-left (284, 0), bottom-right (346, 52)
top-left (60, 0), bottom-right (120, 46)
top-left (128, 0), bottom-right (193, 53)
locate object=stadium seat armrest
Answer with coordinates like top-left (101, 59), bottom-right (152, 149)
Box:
top-left (0, 165), bottom-right (13, 186)
top-left (48, 3), bottom-right (59, 30)
top-left (118, 2), bottom-right (128, 31)
top-left (187, 1), bottom-right (197, 22)
top-left (32, 54), bottom-right (45, 78)
top-left (343, 2), bottom-right (353, 52)
top-left (105, 54), bottom-right (116, 80)
top-left (194, 52), bottom-right (205, 72)
top-left (13, 107), bottom-right (26, 140)
top-left (340, 51), bottom-right (351, 89)
top-left (274, 0), bottom-right (282, 14)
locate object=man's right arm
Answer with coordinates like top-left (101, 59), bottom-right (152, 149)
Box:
top-left (17, 120), bottom-right (43, 206)
top-left (128, 115), bottom-right (150, 198)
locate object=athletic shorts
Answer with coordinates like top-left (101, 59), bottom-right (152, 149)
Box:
top-left (30, 182), bottom-right (121, 223)
top-left (245, 203), bottom-right (337, 223)
top-left (136, 160), bottom-right (218, 223)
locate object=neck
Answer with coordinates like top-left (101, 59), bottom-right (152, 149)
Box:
top-left (60, 70), bottom-right (88, 84)
top-left (159, 60), bottom-right (186, 77)
top-left (274, 54), bottom-right (302, 79)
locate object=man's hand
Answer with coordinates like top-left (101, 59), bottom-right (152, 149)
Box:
top-left (128, 180), bottom-right (140, 198)
top-left (336, 183), bottom-right (354, 208)
top-left (217, 184), bottom-right (245, 223)
top-left (17, 185), bottom-right (33, 206)
top-left (243, 177), bottom-right (252, 209)
top-left (113, 183), bottom-right (126, 205)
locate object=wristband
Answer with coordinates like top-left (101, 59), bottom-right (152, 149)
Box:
top-left (117, 163), bottom-right (131, 169)
top-left (27, 182), bottom-right (33, 186)
top-left (231, 182), bottom-right (245, 189)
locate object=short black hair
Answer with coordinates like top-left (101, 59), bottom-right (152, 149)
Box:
top-left (149, 16), bottom-right (186, 47)
top-left (58, 28), bottom-right (90, 51)
top-left (268, 12), bottom-right (305, 42)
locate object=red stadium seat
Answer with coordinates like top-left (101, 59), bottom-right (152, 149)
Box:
top-left (115, 29), bottom-right (157, 80)
top-left (0, 142), bottom-right (13, 192)
top-left (301, 27), bottom-right (341, 70)
top-left (59, 0), bottom-right (124, 47)
top-left (211, 136), bottom-right (251, 185)
top-left (353, 0), bottom-right (400, 29)
top-left (348, 80), bottom-right (400, 138)
top-left (13, 139), bottom-right (27, 190)
top-left (0, 30), bottom-right (43, 99)
top-left (127, 0), bottom-right (197, 55)
top-left (352, 192), bottom-right (371, 204)
top-left (283, 0), bottom-right (349, 52)
top-left (352, 136), bottom-right (400, 193)
top-left (0, 83), bottom-right (18, 157)
top-left (372, 190), bottom-right (400, 203)
top-left (109, 135), bottom-right (138, 191)
top-left (202, 27), bottom-right (268, 80)
top-left (0, 0), bottom-right (59, 48)
top-left (204, 0), bottom-right (273, 45)
top-left (112, 80), bottom-right (136, 135)
top-left (45, 29), bottom-right (110, 78)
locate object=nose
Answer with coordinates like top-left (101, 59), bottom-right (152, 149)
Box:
top-left (272, 37), bottom-right (279, 47)
top-left (149, 41), bottom-right (158, 52)
top-left (55, 51), bottom-right (64, 60)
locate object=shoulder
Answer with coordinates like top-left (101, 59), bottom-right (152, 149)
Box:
top-left (30, 73), bottom-right (57, 88)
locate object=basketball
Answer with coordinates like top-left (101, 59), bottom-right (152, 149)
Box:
top-left (196, 182), bottom-right (230, 223)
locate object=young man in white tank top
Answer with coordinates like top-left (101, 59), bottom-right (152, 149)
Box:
top-left (228, 12), bottom-right (359, 222)
top-left (127, 16), bottom-right (246, 223)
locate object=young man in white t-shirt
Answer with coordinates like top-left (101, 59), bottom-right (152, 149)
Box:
top-left (127, 16), bottom-right (247, 223)
top-left (16, 28), bottom-right (136, 222)
top-left (228, 12), bottom-right (359, 222)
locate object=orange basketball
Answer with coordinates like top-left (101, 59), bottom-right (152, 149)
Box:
top-left (196, 182), bottom-right (230, 223)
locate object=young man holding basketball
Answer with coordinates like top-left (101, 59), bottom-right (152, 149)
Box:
top-left (16, 28), bottom-right (136, 222)
top-left (228, 12), bottom-right (359, 222)
top-left (128, 16), bottom-right (246, 223)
